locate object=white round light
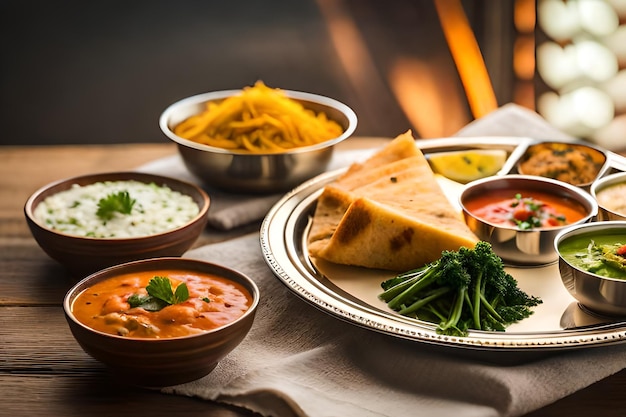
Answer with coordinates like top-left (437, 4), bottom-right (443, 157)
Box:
top-left (578, 0), bottom-right (619, 37)
top-left (538, 0), bottom-right (582, 40)
top-left (576, 41), bottom-right (619, 82)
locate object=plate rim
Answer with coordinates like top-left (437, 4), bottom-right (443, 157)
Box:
top-left (260, 136), bottom-right (626, 353)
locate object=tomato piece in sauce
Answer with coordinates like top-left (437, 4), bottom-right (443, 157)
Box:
top-left (466, 192), bottom-right (585, 230)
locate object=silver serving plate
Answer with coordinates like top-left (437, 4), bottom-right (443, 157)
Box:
top-left (260, 136), bottom-right (626, 358)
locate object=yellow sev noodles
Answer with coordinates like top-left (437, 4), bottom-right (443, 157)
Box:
top-left (173, 81), bottom-right (344, 153)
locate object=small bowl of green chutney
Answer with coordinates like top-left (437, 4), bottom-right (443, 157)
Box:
top-left (555, 221), bottom-right (626, 316)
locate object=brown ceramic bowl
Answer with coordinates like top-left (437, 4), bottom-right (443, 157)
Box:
top-left (63, 257), bottom-right (259, 387)
top-left (24, 172), bottom-right (210, 277)
top-left (159, 88), bottom-right (357, 194)
top-left (460, 175), bottom-right (598, 266)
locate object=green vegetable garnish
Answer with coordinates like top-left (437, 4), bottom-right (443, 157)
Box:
top-left (96, 190), bottom-right (136, 220)
top-left (379, 241), bottom-right (542, 337)
top-left (127, 276), bottom-right (189, 311)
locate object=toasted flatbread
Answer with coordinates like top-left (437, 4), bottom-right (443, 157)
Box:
top-left (307, 130), bottom-right (478, 271)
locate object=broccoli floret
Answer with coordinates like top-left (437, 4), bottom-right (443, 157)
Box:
top-left (379, 241), bottom-right (542, 336)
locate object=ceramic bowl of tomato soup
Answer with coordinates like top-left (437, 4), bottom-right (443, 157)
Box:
top-left (460, 175), bottom-right (598, 266)
top-left (555, 221), bottom-right (626, 316)
top-left (63, 257), bottom-right (259, 387)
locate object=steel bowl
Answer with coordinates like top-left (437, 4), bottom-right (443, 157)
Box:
top-left (63, 257), bottom-right (259, 387)
top-left (460, 175), bottom-right (598, 266)
top-left (555, 221), bottom-right (626, 316)
top-left (159, 89), bottom-right (358, 194)
top-left (516, 141), bottom-right (609, 189)
top-left (590, 171), bottom-right (626, 221)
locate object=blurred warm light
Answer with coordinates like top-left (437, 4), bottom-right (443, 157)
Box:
top-left (601, 70), bottom-right (626, 112)
top-left (515, 0), bottom-right (536, 32)
top-left (603, 25), bottom-right (626, 66)
top-left (578, 0), bottom-right (619, 37)
top-left (536, 0), bottom-right (625, 149)
top-left (434, 0), bottom-right (498, 119)
top-left (538, 0), bottom-right (581, 41)
top-left (514, 35), bottom-right (535, 80)
top-left (315, 0), bottom-right (394, 133)
top-left (388, 58), bottom-right (469, 138)
top-left (538, 87), bottom-right (614, 137)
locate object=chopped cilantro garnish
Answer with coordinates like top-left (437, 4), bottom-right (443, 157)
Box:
top-left (127, 276), bottom-right (189, 312)
top-left (96, 190), bottom-right (136, 220)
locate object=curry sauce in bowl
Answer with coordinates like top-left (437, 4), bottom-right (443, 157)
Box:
top-left (63, 257), bottom-right (259, 387)
top-left (555, 221), bottom-right (626, 316)
top-left (460, 175), bottom-right (598, 266)
top-left (516, 141), bottom-right (607, 188)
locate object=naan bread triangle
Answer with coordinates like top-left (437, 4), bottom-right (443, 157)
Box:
top-left (307, 131), bottom-right (479, 271)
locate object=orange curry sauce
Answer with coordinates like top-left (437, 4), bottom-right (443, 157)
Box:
top-left (464, 189), bottom-right (587, 229)
top-left (72, 269), bottom-right (252, 338)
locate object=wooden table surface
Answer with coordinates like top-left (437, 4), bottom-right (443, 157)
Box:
top-left (2, 141), bottom-right (626, 417)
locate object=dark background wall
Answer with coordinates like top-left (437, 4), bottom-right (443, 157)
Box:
top-left (1, 1), bottom-right (501, 146)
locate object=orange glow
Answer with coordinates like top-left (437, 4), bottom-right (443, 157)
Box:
top-left (315, 0), bottom-right (394, 128)
top-left (388, 58), bottom-right (469, 138)
top-left (514, 0), bottom-right (536, 32)
top-left (514, 35), bottom-right (536, 80)
top-left (434, 0), bottom-right (498, 118)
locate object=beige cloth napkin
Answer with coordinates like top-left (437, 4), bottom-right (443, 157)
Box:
top-left (165, 233), bottom-right (626, 417)
top-left (153, 104), bottom-right (626, 416)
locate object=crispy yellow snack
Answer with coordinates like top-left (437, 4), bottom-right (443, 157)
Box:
top-left (173, 81), bottom-right (344, 153)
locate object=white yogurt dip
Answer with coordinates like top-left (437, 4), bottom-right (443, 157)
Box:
top-left (34, 180), bottom-right (199, 238)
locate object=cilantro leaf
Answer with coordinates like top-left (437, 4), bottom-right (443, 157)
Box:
top-left (127, 294), bottom-right (167, 312)
top-left (96, 190), bottom-right (136, 220)
top-left (174, 281), bottom-right (190, 304)
top-left (145, 276), bottom-right (189, 306)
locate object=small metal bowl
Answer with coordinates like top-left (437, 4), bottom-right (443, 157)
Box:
top-left (460, 175), bottom-right (598, 266)
top-left (516, 141), bottom-right (608, 189)
top-left (591, 171), bottom-right (626, 221)
top-left (555, 221), bottom-right (626, 316)
top-left (159, 89), bottom-right (357, 194)
top-left (63, 257), bottom-right (259, 387)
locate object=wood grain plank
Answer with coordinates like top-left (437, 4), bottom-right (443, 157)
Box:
top-left (0, 374), bottom-right (256, 417)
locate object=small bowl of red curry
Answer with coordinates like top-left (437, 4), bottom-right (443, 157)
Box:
top-left (460, 175), bottom-right (598, 266)
top-left (63, 257), bottom-right (259, 387)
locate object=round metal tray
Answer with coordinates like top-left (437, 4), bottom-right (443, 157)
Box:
top-left (260, 136), bottom-right (626, 356)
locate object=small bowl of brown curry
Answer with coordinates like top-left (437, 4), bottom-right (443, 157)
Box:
top-left (63, 257), bottom-right (259, 387)
top-left (516, 141), bottom-right (608, 188)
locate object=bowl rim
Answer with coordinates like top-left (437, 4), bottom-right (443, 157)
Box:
top-left (63, 256), bottom-right (260, 342)
top-left (590, 171), bottom-right (626, 217)
top-left (459, 174), bottom-right (599, 231)
top-left (24, 171), bottom-right (210, 241)
top-left (159, 88), bottom-right (358, 156)
top-left (554, 220), bottom-right (626, 283)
